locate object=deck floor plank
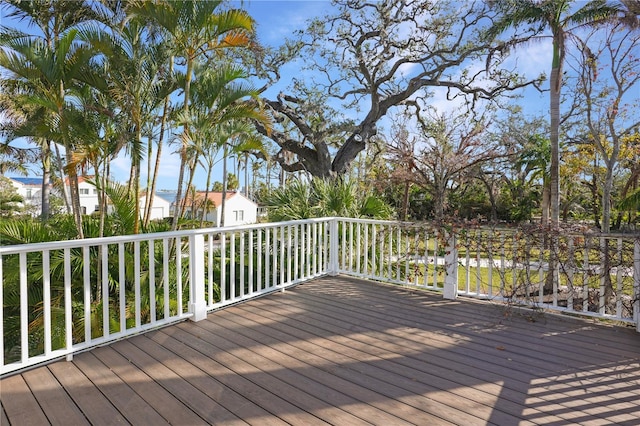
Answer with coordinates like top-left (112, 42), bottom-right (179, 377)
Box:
top-left (0, 373), bottom-right (50, 425)
top-left (224, 301), bottom-right (547, 425)
top-left (1, 402), bottom-right (9, 426)
top-left (72, 351), bottom-right (170, 425)
top-left (289, 280), bottom-right (640, 392)
top-left (47, 360), bottom-right (130, 425)
top-left (196, 311), bottom-right (449, 426)
top-left (21, 366), bottom-right (88, 425)
top-left (2, 276), bottom-right (639, 426)
top-left (90, 345), bottom-right (206, 425)
top-left (125, 333), bottom-right (288, 426)
top-left (176, 321), bottom-right (378, 426)
top-left (147, 327), bottom-right (330, 426)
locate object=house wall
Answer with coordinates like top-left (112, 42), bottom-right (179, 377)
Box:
top-left (140, 195), bottom-right (171, 220)
top-left (76, 180), bottom-right (100, 215)
top-left (222, 194), bottom-right (257, 227)
top-left (9, 179), bottom-right (42, 216)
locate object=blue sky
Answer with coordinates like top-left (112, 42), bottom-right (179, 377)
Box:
top-left (1, 1), bottom-right (551, 191)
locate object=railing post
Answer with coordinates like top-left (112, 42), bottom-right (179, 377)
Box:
top-left (329, 218), bottom-right (339, 276)
top-left (443, 232), bottom-right (458, 300)
top-left (634, 240), bottom-right (640, 333)
top-left (189, 234), bottom-right (207, 322)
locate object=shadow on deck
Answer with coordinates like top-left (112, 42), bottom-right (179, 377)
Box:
top-left (2, 276), bottom-right (639, 425)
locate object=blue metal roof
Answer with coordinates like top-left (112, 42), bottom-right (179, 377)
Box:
top-left (10, 177), bottom-right (42, 186)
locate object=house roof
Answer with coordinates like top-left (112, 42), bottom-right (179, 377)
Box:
top-left (10, 177), bottom-right (41, 186)
top-left (150, 191), bottom-right (177, 203)
top-left (61, 175), bottom-right (95, 185)
top-left (183, 191), bottom-right (257, 208)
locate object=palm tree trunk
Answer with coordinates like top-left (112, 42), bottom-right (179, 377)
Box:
top-left (244, 153), bottom-right (249, 198)
top-left (200, 164), bottom-right (213, 227)
top-left (53, 143), bottom-right (71, 214)
top-left (172, 58), bottom-right (194, 230)
top-left (145, 60), bottom-right (173, 227)
top-left (221, 143), bottom-right (228, 227)
top-left (549, 45), bottom-right (562, 228)
top-left (40, 140), bottom-right (51, 221)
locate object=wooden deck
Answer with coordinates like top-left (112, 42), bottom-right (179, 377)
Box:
top-left (2, 276), bottom-right (640, 425)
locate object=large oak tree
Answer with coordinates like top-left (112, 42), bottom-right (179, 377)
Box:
top-left (255, 0), bottom-right (541, 179)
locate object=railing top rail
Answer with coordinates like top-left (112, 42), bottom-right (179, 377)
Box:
top-left (0, 217), bottom-right (338, 254)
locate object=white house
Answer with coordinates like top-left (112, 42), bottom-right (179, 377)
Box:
top-left (7, 177), bottom-right (42, 215)
top-left (139, 191), bottom-right (175, 221)
top-left (183, 191), bottom-right (258, 227)
top-left (74, 176), bottom-right (101, 215)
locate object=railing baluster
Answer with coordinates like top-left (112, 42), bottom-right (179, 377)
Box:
top-left (249, 230), bottom-right (254, 294)
top-left (488, 231), bottom-right (493, 298)
top-left (0, 255), bottom-right (4, 367)
top-left (119, 243), bottom-right (126, 332)
top-left (405, 228), bottom-right (410, 285)
top-left (341, 220), bottom-right (346, 271)
top-left (134, 241), bottom-right (141, 327)
top-left (20, 253), bottom-right (28, 364)
top-left (424, 231), bottom-right (430, 289)
top-left (583, 238), bottom-right (590, 313)
top-left (287, 226), bottom-right (292, 283)
top-left (294, 225), bottom-right (299, 281)
top-left (280, 226), bottom-right (285, 285)
top-left (616, 238), bottom-right (623, 318)
top-left (162, 239), bottom-right (169, 320)
top-left (43, 250), bottom-right (51, 355)
top-left (230, 232), bottom-right (236, 300)
top-left (208, 234), bottom-right (214, 305)
top-left (148, 240), bottom-right (155, 324)
top-left (257, 229), bottom-right (263, 291)
top-left (265, 227), bottom-right (271, 288)
top-left (272, 227), bottom-right (278, 285)
top-left (176, 237), bottom-right (183, 316)
top-left (349, 222), bottom-right (354, 273)
top-left (240, 231), bottom-right (246, 298)
top-left (567, 237), bottom-right (574, 312)
top-left (64, 248), bottom-right (72, 353)
top-left (83, 246), bottom-right (91, 343)
top-left (465, 234), bottom-right (471, 294)
top-left (220, 233), bottom-right (226, 302)
top-left (364, 223), bottom-right (369, 277)
top-left (102, 244), bottom-right (110, 334)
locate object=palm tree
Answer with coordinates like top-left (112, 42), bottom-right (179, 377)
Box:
top-left (187, 62), bottom-right (271, 225)
top-left (488, 0), bottom-right (619, 227)
top-left (0, 28), bottom-right (106, 237)
top-left (0, 0), bottom-right (100, 224)
top-left (84, 16), bottom-right (177, 233)
top-left (127, 0), bottom-right (255, 230)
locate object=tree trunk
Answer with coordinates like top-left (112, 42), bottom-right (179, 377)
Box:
top-left (401, 181), bottom-right (410, 221)
top-left (221, 143), bottom-right (228, 227)
top-left (549, 65), bottom-right (561, 228)
top-left (145, 62), bottom-right (172, 226)
top-left (40, 141), bottom-right (51, 221)
top-left (53, 143), bottom-right (71, 214)
top-left (172, 57), bottom-right (193, 231)
top-left (541, 182), bottom-right (550, 225)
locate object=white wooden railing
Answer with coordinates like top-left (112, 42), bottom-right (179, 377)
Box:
top-left (1, 217), bottom-right (639, 376)
top-left (335, 218), bottom-right (640, 331)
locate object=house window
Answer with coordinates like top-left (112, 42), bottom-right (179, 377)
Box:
top-left (234, 210), bottom-right (244, 221)
top-left (26, 189), bottom-right (32, 199)
top-left (93, 189), bottom-right (98, 194)
top-left (79, 188), bottom-right (89, 195)
top-left (94, 205), bottom-right (100, 212)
